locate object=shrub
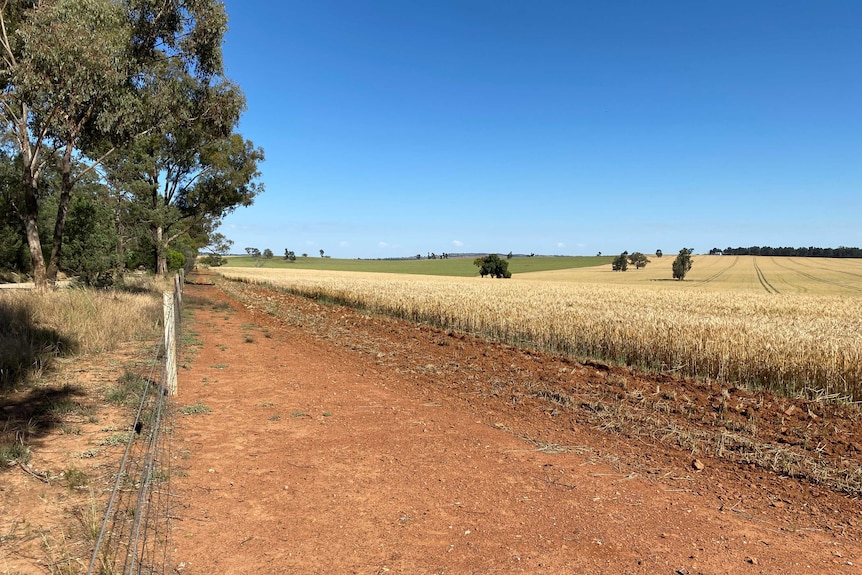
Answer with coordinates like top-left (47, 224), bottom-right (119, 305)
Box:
top-left (166, 249), bottom-right (186, 272)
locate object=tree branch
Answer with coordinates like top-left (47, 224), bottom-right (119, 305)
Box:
top-left (74, 145), bottom-right (117, 184)
top-left (165, 214), bottom-right (203, 246)
top-left (0, 2), bottom-right (18, 69)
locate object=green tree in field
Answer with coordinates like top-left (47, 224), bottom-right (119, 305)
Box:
top-left (245, 246), bottom-right (264, 267)
top-left (672, 248), bottom-right (693, 280)
top-left (284, 249), bottom-right (296, 262)
top-left (628, 252), bottom-right (650, 269)
top-left (473, 254), bottom-right (511, 278)
top-left (655, 249), bottom-right (663, 258)
top-left (320, 249), bottom-right (325, 257)
top-left (612, 252), bottom-right (628, 271)
top-left (507, 251), bottom-right (513, 259)
top-left (263, 249), bottom-right (274, 259)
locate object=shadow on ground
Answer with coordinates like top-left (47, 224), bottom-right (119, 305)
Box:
top-left (0, 298), bottom-right (76, 393)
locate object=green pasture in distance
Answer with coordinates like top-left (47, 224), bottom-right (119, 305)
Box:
top-left (220, 255), bottom-right (614, 277)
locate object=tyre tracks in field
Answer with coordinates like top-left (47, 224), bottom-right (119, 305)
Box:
top-left (793, 258), bottom-right (862, 280)
top-left (753, 258), bottom-right (780, 294)
top-left (692, 256), bottom-right (738, 287)
top-left (769, 257), bottom-right (862, 294)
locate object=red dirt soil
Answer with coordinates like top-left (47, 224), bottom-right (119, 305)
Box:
top-left (171, 280), bottom-right (862, 574)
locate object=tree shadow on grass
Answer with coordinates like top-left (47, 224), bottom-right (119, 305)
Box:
top-left (0, 384), bottom-right (88, 466)
top-left (0, 297), bottom-right (83, 468)
top-left (0, 298), bottom-right (77, 394)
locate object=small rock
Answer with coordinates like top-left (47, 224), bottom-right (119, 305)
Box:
top-left (745, 557), bottom-right (758, 565)
top-left (692, 459), bottom-right (705, 471)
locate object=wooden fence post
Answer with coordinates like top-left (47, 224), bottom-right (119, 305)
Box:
top-left (163, 291), bottom-right (177, 396)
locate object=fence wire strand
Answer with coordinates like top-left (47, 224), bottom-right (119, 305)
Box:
top-left (87, 276), bottom-right (182, 575)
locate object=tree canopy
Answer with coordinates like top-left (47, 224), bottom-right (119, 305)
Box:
top-left (672, 248), bottom-right (694, 280)
top-left (473, 254), bottom-right (512, 278)
top-left (612, 252), bottom-right (628, 271)
top-left (628, 252), bottom-right (650, 269)
top-left (0, 0), bottom-right (264, 286)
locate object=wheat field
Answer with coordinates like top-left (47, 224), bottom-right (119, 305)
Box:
top-left (219, 258), bottom-right (862, 400)
top-left (520, 255), bottom-right (862, 295)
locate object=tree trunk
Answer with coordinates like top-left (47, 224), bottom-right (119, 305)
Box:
top-left (16, 110), bottom-right (48, 290)
top-left (155, 224), bottom-right (167, 276)
top-left (114, 193), bottom-right (126, 272)
top-left (22, 180), bottom-right (47, 289)
top-left (46, 143), bottom-right (75, 281)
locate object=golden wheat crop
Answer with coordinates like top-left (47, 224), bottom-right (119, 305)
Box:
top-left (219, 266), bottom-right (862, 399)
top-left (520, 255), bottom-right (862, 296)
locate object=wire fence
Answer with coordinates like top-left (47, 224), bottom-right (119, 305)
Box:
top-left (86, 272), bottom-right (183, 575)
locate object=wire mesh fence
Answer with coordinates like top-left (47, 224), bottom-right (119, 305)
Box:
top-left (86, 273), bottom-right (183, 575)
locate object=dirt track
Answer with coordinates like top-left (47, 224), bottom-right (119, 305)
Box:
top-left (172, 281), bottom-right (862, 574)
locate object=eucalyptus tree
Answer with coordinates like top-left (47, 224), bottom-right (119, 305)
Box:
top-left (672, 248), bottom-right (694, 280)
top-left (0, 0), bottom-right (251, 287)
top-left (101, 7), bottom-right (263, 276)
top-left (0, 0), bottom-right (130, 287)
top-left (104, 84), bottom-right (263, 275)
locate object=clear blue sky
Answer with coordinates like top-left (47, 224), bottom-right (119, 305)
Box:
top-left (217, 0), bottom-right (861, 258)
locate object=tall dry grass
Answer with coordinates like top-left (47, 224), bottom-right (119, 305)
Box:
top-left (0, 287), bottom-right (162, 391)
top-left (220, 267), bottom-right (862, 400)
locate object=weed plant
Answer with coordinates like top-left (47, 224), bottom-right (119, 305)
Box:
top-left (179, 402), bottom-right (212, 415)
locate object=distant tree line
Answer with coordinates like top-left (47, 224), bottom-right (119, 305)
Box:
top-left (710, 246), bottom-right (862, 258)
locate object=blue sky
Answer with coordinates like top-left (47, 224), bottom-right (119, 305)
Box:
top-left (217, 0), bottom-right (861, 258)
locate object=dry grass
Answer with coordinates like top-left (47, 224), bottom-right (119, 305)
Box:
top-left (219, 266), bottom-right (862, 400)
top-left (0, 277), bottom-right (168, 575)
top-left (0, 287), bottom-right (162, 391)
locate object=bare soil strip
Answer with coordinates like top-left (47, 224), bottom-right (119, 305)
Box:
top-left (171, 282), bottom-right (861, 574)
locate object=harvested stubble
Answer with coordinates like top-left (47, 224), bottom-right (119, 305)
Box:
top-left (219, 268), bottom-right (862, 400)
